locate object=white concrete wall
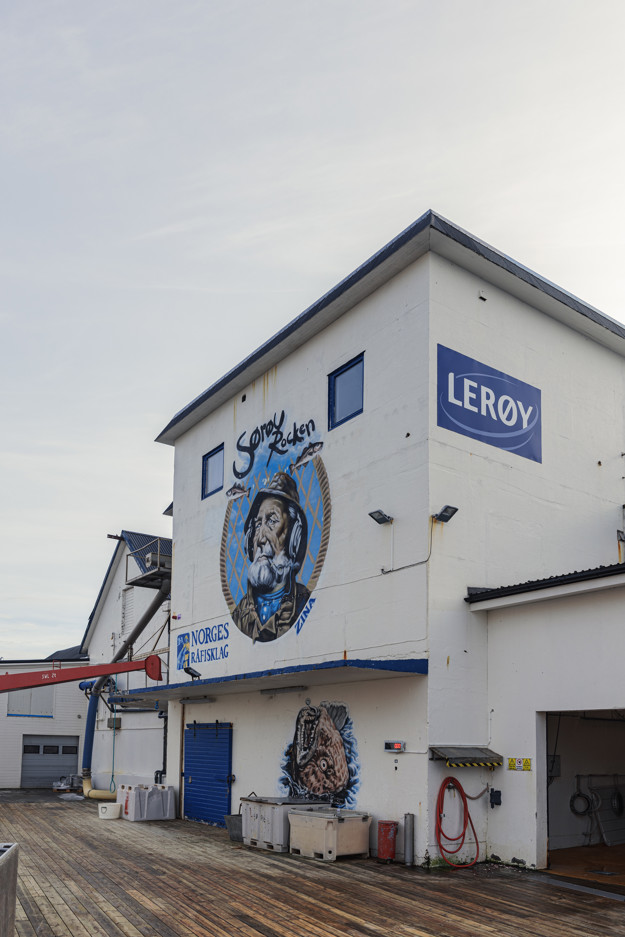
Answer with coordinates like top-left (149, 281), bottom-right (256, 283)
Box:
top-left (425, 253), bottom-right (625, 865)
top-left (170, 256), bottom-right (431, 682)
top-left (166, 239), bottom-right (625, 869)
top-left (167, 673), bottom-right (429, 859)
top-left (485, 584), bottom-right (625, 866)
top-left (429, 254), bottom-right (625, 592)
top-left (90, 710), bottom-right (166, 790)
top-left (0, 663), bottom-right (88, 788)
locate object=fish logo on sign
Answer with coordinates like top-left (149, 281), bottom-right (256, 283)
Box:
top-left (176, 633), bottom-right (190, 670)
top-left (437, 345), bottom-right (542, 463)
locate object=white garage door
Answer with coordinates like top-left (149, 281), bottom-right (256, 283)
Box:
top-left (21, 735), bottom-right (79, 788)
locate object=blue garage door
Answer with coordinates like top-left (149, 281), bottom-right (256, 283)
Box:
top-left (183, 721), bottom-right (233, 826)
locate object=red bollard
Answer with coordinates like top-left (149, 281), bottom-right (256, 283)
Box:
top-left (377, 820), bottom-right (398, 862)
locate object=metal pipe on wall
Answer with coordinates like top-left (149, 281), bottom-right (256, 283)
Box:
top-left (404, 813), bottom-right (415, 866)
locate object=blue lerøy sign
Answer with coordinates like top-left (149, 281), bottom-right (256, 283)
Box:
top-left (437, 345), bottom-right (542, 463)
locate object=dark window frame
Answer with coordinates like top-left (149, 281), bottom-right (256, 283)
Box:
top-left (328, 352), bottom-right (365, 430)
top-left (201, 443), bottom-right (225, 499)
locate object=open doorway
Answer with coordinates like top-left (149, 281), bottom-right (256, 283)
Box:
top-left (546, 710), bottom-right (625, 890)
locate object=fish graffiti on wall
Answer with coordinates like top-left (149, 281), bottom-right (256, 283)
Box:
top-left (280, 700), bottom-right (359, 807)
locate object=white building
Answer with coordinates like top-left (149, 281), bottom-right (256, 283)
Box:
top-left (79, 530), bottom-right (172, 792)
top-left (0, 649), bottom-right (89, 788)
top-left (120, 210), bottom-right (625, 869)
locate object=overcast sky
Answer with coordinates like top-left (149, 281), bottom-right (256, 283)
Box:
top-left (2, 0), bottom-right (625, 659)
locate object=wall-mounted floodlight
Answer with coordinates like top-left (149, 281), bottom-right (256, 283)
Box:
top-left (369, 510), bottom-right (393, 525)
top-left (183, 666), bottom-right (201, 680)
top-left (432, 505), bottom-right (458, 523)
top-left (179, 696), bottom-right (216, 704)
top-left (260, 685), bottom-right (308, 695)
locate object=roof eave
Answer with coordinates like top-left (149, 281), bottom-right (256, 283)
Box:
top-left (155, 210), bottom-right (435, 445)
top-left (156, 210), bottom-right (625, 446)
top-left (466, 563), bottom-right (625, 610)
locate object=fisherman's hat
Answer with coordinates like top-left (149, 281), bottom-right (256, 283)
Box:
top-left (244, 472), bottom-right (308, 568)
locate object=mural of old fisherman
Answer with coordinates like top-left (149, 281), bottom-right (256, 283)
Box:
top-left (232, 472), bottom-right (310, 642)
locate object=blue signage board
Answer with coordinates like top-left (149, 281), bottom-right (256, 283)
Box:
top-left (437, 345), bottom-right (542, 463)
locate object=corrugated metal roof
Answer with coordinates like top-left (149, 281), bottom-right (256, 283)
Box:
top-left (465, 562), bottom-right (625, 604)
top-left (45, 645), bottom-right (88, 661)
top-left (122, 530), bottom-right (172, 575)
top-left (429, 745), bottom-right (503, 768)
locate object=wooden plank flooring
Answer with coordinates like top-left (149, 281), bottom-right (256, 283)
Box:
top-left (1, 796), bottom-right (624, 937)
top-left (548, 843), bottom-right (625, 888)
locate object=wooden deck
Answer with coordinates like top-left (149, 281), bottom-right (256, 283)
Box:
top-left (2, 796), bottom-right (624, 937)
top-left (548, 843), bottom-right (625, 889)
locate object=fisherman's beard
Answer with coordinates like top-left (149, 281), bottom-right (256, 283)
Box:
top-left (248, 550), bottom-right (293, 593)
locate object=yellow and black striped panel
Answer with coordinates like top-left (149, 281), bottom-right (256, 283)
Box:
top-left (446, 759), bottom-right (503, 768)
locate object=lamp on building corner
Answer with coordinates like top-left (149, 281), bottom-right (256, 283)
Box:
top-left (432, 505), bottom-right (458, 523)
top-left (184, 667), bottom-right (201, 680)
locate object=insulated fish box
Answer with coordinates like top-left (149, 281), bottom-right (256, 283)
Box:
top-left (241, 797), bottom-right (325, 852)
top-left (288, 807), bottom-right (372, 861)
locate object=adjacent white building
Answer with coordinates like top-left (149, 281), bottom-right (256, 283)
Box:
top-left (79, 530), bottom-right (172, 792)
top-left (0, 650), bottom-right (88, 788)
top-left (112, 210), bottom-right (625, 869)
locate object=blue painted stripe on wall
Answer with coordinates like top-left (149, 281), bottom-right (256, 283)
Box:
top-left (116, 657), bottom-right (428, 700)
top-left (7, 713), bottom-right (54, 719)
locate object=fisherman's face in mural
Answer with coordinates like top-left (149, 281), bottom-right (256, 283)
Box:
top-left (230, 471), bottom-right (312, 643)
top-left (248, 496), bottom-right (292, 593)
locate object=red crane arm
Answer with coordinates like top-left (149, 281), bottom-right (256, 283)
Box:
top-left (0, 654), bottom-right (162, 693)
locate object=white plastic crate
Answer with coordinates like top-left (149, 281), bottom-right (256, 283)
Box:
top-left (117, 784), bottom-right (176, 821)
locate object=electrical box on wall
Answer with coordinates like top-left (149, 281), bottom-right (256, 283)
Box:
top-left (384, 740), bottom-right (405, 752)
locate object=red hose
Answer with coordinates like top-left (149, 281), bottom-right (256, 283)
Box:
top-left (435, 776), bottom-right (479, 867)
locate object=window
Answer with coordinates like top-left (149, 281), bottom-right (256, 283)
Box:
top-left (202, 444), bottom-right (224, 499)
top-left (7, 685), bottom-right (54, 718)
top-left (121, 586), bottom-right (134, 636)
top-left (43, 745), bottom-right (59, 755)
top-left (62, 745), bottom-right (78, 755)
top-left (23, 745), bottom-right (40, 754)
top-left (328, 353), bottom-right (364, 429)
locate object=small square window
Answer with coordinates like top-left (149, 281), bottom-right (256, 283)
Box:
top-left (328, 353), bottom-right (364, 430)
top-left (202, 444), bottom-right (224, 499)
